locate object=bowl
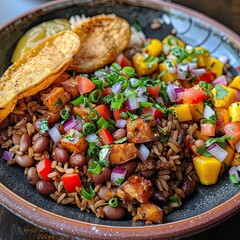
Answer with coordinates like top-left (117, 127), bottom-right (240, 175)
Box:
top-left (0, 0), bottom-right (240, 239)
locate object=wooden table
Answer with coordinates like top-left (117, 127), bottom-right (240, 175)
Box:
top-left (0, 0), bottom-right (240, 239)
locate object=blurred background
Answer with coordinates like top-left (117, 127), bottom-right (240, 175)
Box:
top-left (0, 0), bottom-right (239, 240)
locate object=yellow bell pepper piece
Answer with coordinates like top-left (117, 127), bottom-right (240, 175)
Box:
top-left (215, 108), bottom-right (229, 133)
top-left (132, 53), bottom-right (158, 77)
top-left (170, 104), bottom-right (192, 122)
top-left (189, 102), bottom-right (204, 122)
top-left (159, 59), bottom-right (177, 83)
top-left (211, 84), bottom-right (237, 108)
top-left (231, 153), bottom-right (240, 167)
top-left (162, 35), bottom-right (185, 47)
top-left (193, 129), bottom-right (210, 141)
top-left (144, 39), bottom-right (163, 57)
top-left (223, 145), bottom-right (235, 166)
top-left (206, 57), bottom-right (223, 76)
top-left (229, 75), bottom-right (240, 90)
top-left (229, 102), bottom-right (240, 122)
top-left (193, 155), bottom-right (221, 185)
top-left (194, 47), bottom-right (210, 67)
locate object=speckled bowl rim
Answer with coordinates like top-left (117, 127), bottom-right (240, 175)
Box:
top-left (0, 0), bottom-right (240, 239)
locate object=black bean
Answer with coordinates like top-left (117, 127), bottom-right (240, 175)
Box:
top-left (120, 161), bottom-right (137, 180)
top-left (27, 167), bottom-right (39, 186)
top-left (151, 190), bottom-right (169, 207)
top-left (103, 205), bottom-right (126, 220)
top-left (36, 180), bottom-right (56, 195)
top-left (141, 169), bottom-right (156, 179)
top-left (181, 176), bottom-right (196, 197)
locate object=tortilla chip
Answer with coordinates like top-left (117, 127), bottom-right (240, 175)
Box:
top-left (0, 31), bottom-right (80, 123)
top-left (69, 15), bottom-right (131, 73)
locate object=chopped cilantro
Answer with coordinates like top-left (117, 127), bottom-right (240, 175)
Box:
top-left (205, 135), bottom-right (233, 148)
top-left (114, 137), bottom-right (127, 144)
top-left (144, 55), bottom-right (159, 68)
top-left (202, 114), bottom-right (218, 125)
top-left (132, 20), bottom-right (143, 32)
top-left (196, 146), bottom-right (212, 157)
top-left (40, 118), bottom-right (49, 134)
top-left (214, 85), bottom-right (229, 99)
top-left (199, 81), bottom-right (214, 96)
top-left (55, 98), bottom-right (63, 107)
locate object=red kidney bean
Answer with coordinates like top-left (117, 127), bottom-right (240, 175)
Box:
top-left (33, 136), bottom-right (49, 153)
top-left (0, 117), bottom-right (9, 130)
top-left (112, 129), bottom-right (126, 140)
top-left (16, 154), bottom-right (34, 168)
top-left (120, 161), bottom-right (137, 180)
top-left (97, 186), bottom-right (116, 201)
top-left (69, 153), bottom-right (86, 167)
top-left (52, 147), bottom-right (69, 163)
top-left (151, 190), bottom-right (169, 207)
top-left (103, 205), bottom-right (126, 220)
top-left (141, 169), bottom-right (156, 179)
top-left (181, 176), bottom-right (196, 197)
top-left (19, 133), bottom-right (31, 152)
top-left (12, 134), bottom-right (21, 145)
top-left (92, 167), bottom-right (112, 184)
top-left (27, 167), bottom-right (40, 186)
top-left (36, 180), bottom-right (56, 195)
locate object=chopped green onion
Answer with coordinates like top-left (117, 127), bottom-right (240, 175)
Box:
top-left (71, 95), bottom-right (84, 106)
top-left (40, 118), bottom-right (49, 133)
top-left (55, 98), bottom-right (62, 107)
top-left (129, 78), bottom-right (142, 89)
top-left (110, 101), bottom-right (122, 110)
top-left (102, 94), bottom-right (114, 104)
top-left (99, 147), bottom-right (110, 162)
top-left (114, 137), bottom-right (127, 144)
top-left (108, 197), bottom-right (118, 208)
top-left (107, 124), bottom-right (116, 133)
top-left (170, 195), bottom-right (180, 203)
top-left (229, 174), bottom-right (240, 185)
top-left (62, 132), bottom-right (75, 141)
top-left (89, 109), bottom-right (99, 121)
top-left (89, 90), bottom-right (102, 103)
top-left (88, 161), bottom-right (102, 174)
top-left (120, 112), bottom-right (129, 119)
top-left (110, 63), bottom-right (121, 72)
top-left (81, 184), bottom-right (95, 200)
top-left (60, 109), bottom-right (70, 120)
top-left (92, 79), bottom-right (104, 89)
top-left (118, 76), bottom-right (128, 89)
top-left (114, 93), bottom-right (124, 103)
top-left (87, 143), bottom-right (99, 158)
top-left (122, 66), bottom-right (135, 77)
top-left (82, 122), bottom-right (96, 135)
top-left (139, 102), bottom-right (153, 108)
top-left (97, 117), bottom-right (109, 129)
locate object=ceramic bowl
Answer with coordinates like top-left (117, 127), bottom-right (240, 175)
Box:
top-left (0, 0), bottom-right (240, 239)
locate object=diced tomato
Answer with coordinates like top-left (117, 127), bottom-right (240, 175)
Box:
top-left (195, 71), bottom-right (216, 84)
top-left (94, 104), bottom-right (111, 120)
top-left (182, 88), bottom-right (205, 104)
top-left (98, 128), bottom-right (114, 145)
top-left (142, 107), bottom-right (163, 119)
top-left (115, 53), bottom-right (132, 68)
top-left (61, 173), bottom-right (82, 193)
top-left (36, 158), bottom-right (52, 181)
top-left (147, 86), bottom-right (161, 98)
top-left (102, 87), bottom-right (113, 97)
top-left (76, 75), bottom-right (95, 94)
top-left (200, 123), bottom-right (216, 137)
top-left (223, 122), bottom-right (240, 145)
top-left (113, 107), bottom-right (128, 121)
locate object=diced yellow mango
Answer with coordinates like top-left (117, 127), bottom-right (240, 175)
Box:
top-left (215, 108), bottom-right (229, 133)
top-left (162, 35), bottom-right (185, 47)
top-left (159, 59), bottom-right (177, 83)
top-left (212, 84), bottom-right (237, 108)
top-left (144, 39), bottom-right (163, 57)
top-left (223, 145), bottom-right (235, 166)
top-left (194, 47), bottom-right (210, 67)
top-left (228, 102), bottom-right (240, 122)
top-left (189, 102), bottom-right (204, 122)
top-left (180, 80), bottom-right (192, 88)
top-left (132, 53), bottom-right (158, 77)
top-left (193, 155), bottom-right (221, 185)
top-left (170, 104), bottom-right (192, 122)
top-left (231, 153), bottom-right (240, 167)
top-left (193, 129), bottom-right (210, 141)
top-left (206, 57), bottom-right (223, 76)
top-left (229, 76), bottom-right (240, 90)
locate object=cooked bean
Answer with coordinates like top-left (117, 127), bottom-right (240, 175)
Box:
top-left (12, 134), bottom-right (21, 145)
top-left (0, 117), bottom-right (9, 130)
top-left (141, 169), bottom-right (156, 179)
top-left (52, 147), bottom-right (69, 162)
top-left (33, 136), bottom-right (49, 153)
top-left (97, 186), bottom-right (116, 201)
top-left (69, 153), bottom-right (86, 166)
top-left (103, 205), bottom-right (126, 220)
top-left (32, 133), bottom-right (40, 142)
top-left (181, 176), bottom-right (196, 196)
top-left (19, 133), bottom-right (31, 152)
top-left (112, 128), bottom-right (126, 140)
top-left (194, 139), bottom-right (205, 149)
top-left (151, 190), bottom-right (169, 206)
top-left (36, 180), bottom-right (56, 195)
top-left (120, 161), bottom-right (137, 180)
top-left (27, 167), bottom-right (39, 185)
top-left (16, 154), bottom-right (34, 168)
top-left (33, 119), bottom-right (41, 131)
top-left (92, 167), bottom-right (112, 184)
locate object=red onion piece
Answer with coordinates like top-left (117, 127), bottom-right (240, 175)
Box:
top-left (112, 82), bottom-right (122, 94)
top-left (235, 140), bottom-right (240, 153)
top-left (203, 105), bottom-right (215, 119)
top-left (188, 62), bottom-right (197, 70)
top-left (212, 75), bottom-right (227, 86)
top-left (165, 60), bottom-right (177, 74)
top-left (174, 87), bottom-right (184, 101)
top-left (229, 166), bottom-right (240, 181)
top-left (236, 165), bottom-right (240, 172)
top-left (177, 64), bottom-right (189, 80)
top-left (218, 55), bottom-right (229, 65)
top-left (167, 83), bottom-right (184, 102)
top-left (163, 43), bottom-right (170, 55)
top-left (125, 94), bottom-right (139, 110)
top-left (139, 144), bottom-right (150, 161)
top-left (207, 143), bottom-right (228, 162)
top-left (190, 68), bottom-right (206, 77)
top-left (48, 126), bottom-right (62, 144)
top-left (136, 86), bottom-right (147, 97)
top-left (137, 95), bottom-right (148, 103)
top-left (73, 117), bottom-right (83, 131)
top-left (63, 116), bottom-right (76, 132)
top-left (115, 119), bottom-right (127, 128)
top-left (2, 151), bottom-right (14, 161)
top-left (111, 166), bottom-right (127, 186)
top-left (86, 133), bottom-right (102, 147)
